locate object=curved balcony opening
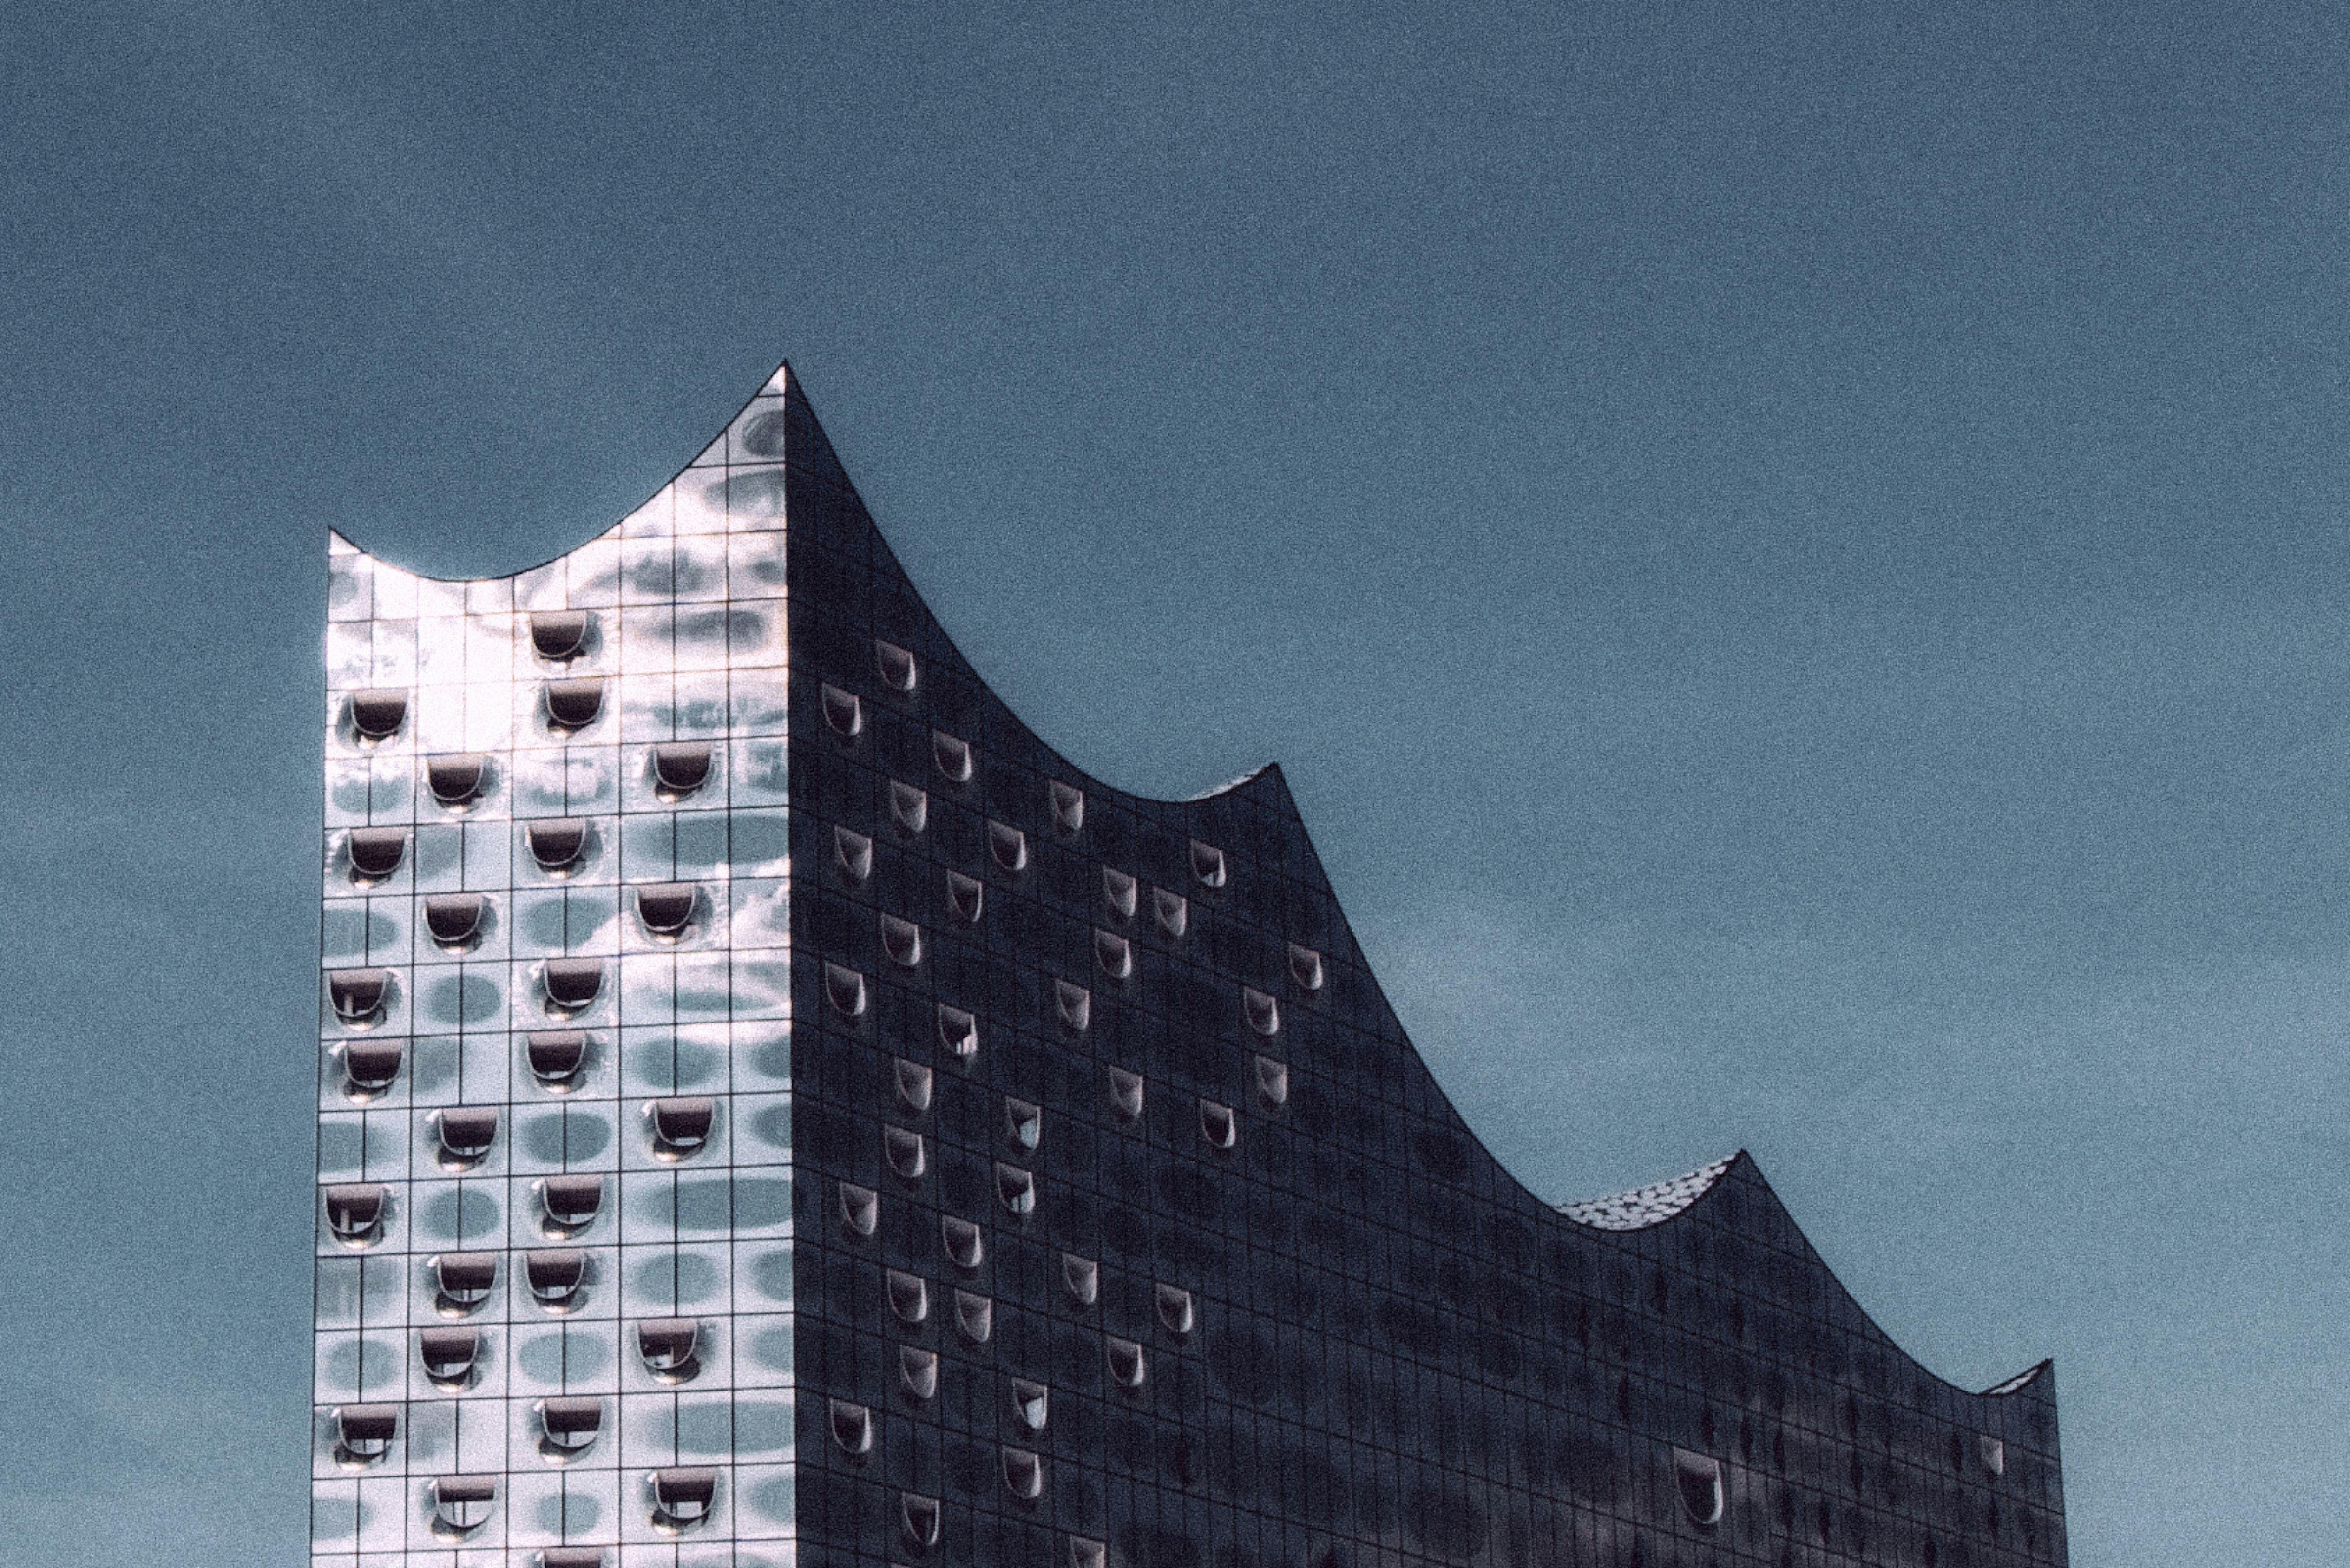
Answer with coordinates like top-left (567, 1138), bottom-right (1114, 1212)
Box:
top-left (1189, 839), bottom-right (1227, 889)
top-left (525, 819), bottom-right (590, 875)
top-left (432, 1252), bottom-right (497, 1316)
top-left (424, 893), bottom-right (486, 950)
top-left (820, 684), bottom-right (862, 738)
top-left (875, 639), bottom-right (918, 692)
top-left (1002, 1445), bottom-right (1044, 1501)
top-left (341, 1040), bottom-right (403, 1098)
top-left (636, 883), bottom-right (697, 940)
top-left (1011, 1379), bottom-right (1050, 1434)
top-left (1106, 1337), bottom-right (1147, 1389)
top-left (825, 964), bottom-right (866, 1018)
top-left (1674, 1450), bottom-right (1724, 1527)
top-left (427, 754), bottom-right (487, 808)
top-left (539, 1175), bottom-right (604, 1234)
top-left (947, 870), bottom-right (984, 923)
top-left (840, 1182), bottom-right (879, 1239)
top-left (526, 1029), bottom-right (588, 1089)
top-left (652, 743), bottom-right (713, 800)
top-left (830, 1399), bottom-right (874, 1456)
top-left (436, 1107), bottom-right (499, 1167)
top-left (938, 1005), bottom-right (978, 1060)
top-left (431, 1475), bottom-right (497, 1535)
top-left (1255, 1056), bottom-right (1290, 1109)
top-left (942, 1216), bottom-right (984, 1271)
top-left (1103, 869), bottom-right (1137, 919)
top-left (1004, 1098), bottom-right (1042, 1153)
top-left (1050, 781), bottom-right (1085, 835)
top-left (1157, 1283), bottom-right (1195, 1337)
top-left (420, 1325), bottom-right (480, 1387)
top-left (525, 1248), bottom-right (588, 1311)
top-left (638, 1318), bottom-right (702, 1382)
top-left (1152, 888), bottom-right (1188, 939)
top-left (900, 1346), bottom-right (939, 1402)
top-left (884, 1126), bottom-right (926, 1181)
top-left (650, 1096), bottom-right (715, 1161)
top-left (891, 781), bottom-right (929, 834)
top-left (1107, 1067), bottom-right (1144, 1122)
top-left (347, 827), bottom-right (408, 883)
top-left (933, 731), bottom-right (974, 784)
top-left (988, 820), bottom-right (1027, 872)
top-left (1243, 987), bottom-right (1281, 1037)
top-left (894, 1058), bottom-right (933, 1114)
top-left (542, 959), bottom-right (605, 1013)
top-left (544, 677), bottom-right (606, 734)
top-left (529, 610), bottom-right (590, 662)
top-left (328, 970), bottom-right (390, 1028)
top-left (650, 1468), bottom-right (718, 1533)
top-left (900, 1493), bottom-right (941, 1550)
top-left (1061, 1254), bottom-right (1099, 1306)
top-left (953, 1290), bottom-right (994, 1344)
top-left (323, 1183), bottom-right (386, 1245)
top-left (538, 1397), bottom-right (604, 1461)
top-left (1199, 1099), bottom-right (1237, 1152)
top-left (882, 915), bottom-right (922, 968)
top-left (349, 689), bottom-right (408, 744)
top-left (1094, 929), bottom-right (1132, 980)
top-left (997, 1163), bottom-right (1037, 1217)
top-left (835, 827), bottom-right (873, 883)
top-left (1054, 982), bottom-right (1090, 1035)
top-left (333, 1403), bottom-right (398, 1468)
top-left (1288, 942), bottom-right (1325, 991)
top-left (888, 1269), bottom-right (931, 1325)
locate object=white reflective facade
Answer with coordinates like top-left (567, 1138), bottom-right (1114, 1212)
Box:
top-left (314, 366), bottom-right (801, 1566)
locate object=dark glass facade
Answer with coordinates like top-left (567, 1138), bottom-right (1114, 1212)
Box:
top-left (317, 365), bottom-right (2067, 1568)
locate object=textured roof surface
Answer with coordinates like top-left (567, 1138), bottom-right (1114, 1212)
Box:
top-left (1559, 1155), bottom-right (1739, 1230)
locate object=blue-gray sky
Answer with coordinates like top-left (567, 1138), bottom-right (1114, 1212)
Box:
top-left (1, 2), bottom-right (2342, 1562)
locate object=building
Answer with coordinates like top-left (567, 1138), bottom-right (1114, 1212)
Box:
top-left (312, 364), bottom-right (2068, 1568)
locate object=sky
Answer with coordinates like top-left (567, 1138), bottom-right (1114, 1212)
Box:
top-left (0, 1), bottom-right (2343, 1562)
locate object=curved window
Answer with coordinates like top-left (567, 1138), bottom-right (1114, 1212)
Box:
top-left (825, 964), bottom-right (866, 1018)
top-left (539, 1174), bottom-right (604, 1232)
top-left (538, 1397), bottom-right (603, 1459)
top-left (650, 1097), bottom-right (715, 1160)
top-left (529, 610), bottom-right (590, 662)
top-left (1054, 981), bottom-right (1090, 1035)
top-left (840, 1182), bottom-right (879, 1239)
top-left (988, 820), bottom-right (1027, 872)
top-left (526, 819), bottom-right (589, 874)
top-left (652, 743), bottom-right (712, 800)
top-left (1189, 839), bottom-right (1227, 889)
top-left (432, 1253), bottom-right (497, 1314)
top-left (1199, 1099), bottom-right (1237, 1151)
top-left (323, 1183), bottom-right (386, 1244)
top-left (884, 1126), bottom-right (926, 1181)
top-left (1011, 1379), bottom-right (1050, 1433)
top-left (900, 1493), bottom-right (942, 1550)
top-left (997, 1163), bottom-right (1037, 1216)
top-left (933, 731), bottom-right (974, 783)
top-left (349, 689), bottom-right (408, 743)
top-left (542, 958), bottom-right (605, 1012)
top-left (1071, 1536), bottom-right (1108, 1568)
top-left (1243, 987), bottom-right (1281, 1037)
top-left (1103, 869), bottom-right (1137, 919)
top-left (835, 827), bottom-right (873, 883)
top-left (638, 1318), bottom-right (701, 1381)
top-left (333, 1403), bottom-right (398, 1466)
top-left (1157, 1283), bottom-right (1195, 1337)
top-left (1094, 929), bottom-right (1132, 979)
top-left (431, 1474), bottom-right (497, 1534)
top-left (1062, 1254), bottom-right (1099, 1306)
top-left (427, 753), bottom-right (487, 807)
top-left (328, 969), bottom-right (390, 1027)
top-left (423, 894), bottom-right (485, 949)
top-left (1674, 1449), bottom-right (1724, 1526)
top-left (888, 1269), bottom-right (931, 1325)
top-left (1107, 1067), bottom-right (1144, 1122)
top-left (1106, 1337), bottom-right (1147, 1389)
top-left (946, 871), bottom-right (985, 923)
top-left (881, 915), bottom-right (922, 967)
top-left (650, 1468), bottom-right (718, 1532)
top-left (347, 827), bottom-right (408, 882)
top-left (1004, 1098), bottom-right (1042, 1152)
top-left (1050, 781), bottom-right (1085, 835)
top-left (953, 1289), bottom-right (994, 1343)
top-left (821, 684), bottom-right (862, 737)
top-left (527, 1029), bottom-right (587, 1088)
top-left (1981, 1436), bottom-right (2005, 1477)
top-left (938, 1005), bottom-right (978, 1060)
top-left (830, 1398), bottom-right (874, 1456)
top-left (1002, 1446), bottom-right (1044, 1500)
top-left (525, 1247), bottom-right (587, 1309)
top-left (1288, 942), bottom-right (1325, 991)
top-left (1152, 888), bottom-right (1188, 939)
top-left (341, 1040), bottom-right (403, 1097)
top-left (1255, 1056), bottom-right (1289, 1109)
top-left (544, 677), bottom-right (606, 733)
top-left (891, 781), bottom-right (928, 834)
top-left (942, 1216), bottom-right (985, 1271)
top-left (900, 1346), bottom-right (939, 1401)
top-left (875, 639), bottom-right (918, 692)
top-left (436, 1107), bottom-right (499, 1165)
top-left (419, 1325), bottom-right (480, 1386)
top-left (636, 883), bottom-right (697, 938)
top-left (894, 1058), bottom-right (933, 1114)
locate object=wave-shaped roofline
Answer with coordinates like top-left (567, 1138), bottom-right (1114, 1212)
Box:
top-left (334, 360), bottom-right (2054, 1409)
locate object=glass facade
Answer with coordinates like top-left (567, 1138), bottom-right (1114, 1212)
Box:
top-left (316, 365), bottom-right (2068, 1568)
